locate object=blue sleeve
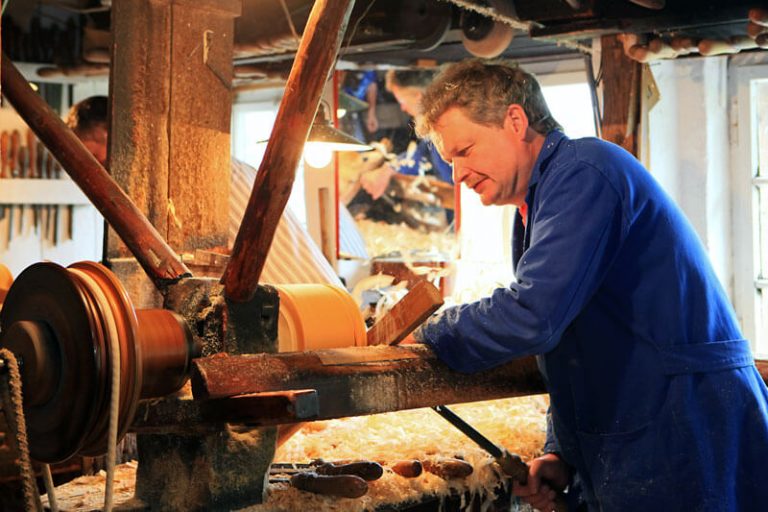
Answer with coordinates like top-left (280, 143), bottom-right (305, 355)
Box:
top-left (394, 140), bottom-right (452, 184)
top-left (414, 162), bottom-right (627, 373)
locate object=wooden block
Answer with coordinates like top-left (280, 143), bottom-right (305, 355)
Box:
top-left (366, 280), bottom-right (443, 346)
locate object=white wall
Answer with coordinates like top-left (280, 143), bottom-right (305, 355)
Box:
top-left (647, 57), bottom-right (733, 297)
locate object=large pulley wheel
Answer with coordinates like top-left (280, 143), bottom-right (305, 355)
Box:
top-left (0, 262), bottom-right (142, 463)
top-left (460, 0), bottom-right (516, 58)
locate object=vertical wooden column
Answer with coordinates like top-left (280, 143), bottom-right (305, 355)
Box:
top-left (600, 35), bottom-right (642, 157)
top-left (109, 0), bottom-right (239, 261)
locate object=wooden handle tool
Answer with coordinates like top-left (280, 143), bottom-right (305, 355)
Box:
top-left (315, 461), bottom-right (383, 481)
top-left (289, 472), bottom-right (368, 498)
top-left (433, 405), bottom-right (569, 511)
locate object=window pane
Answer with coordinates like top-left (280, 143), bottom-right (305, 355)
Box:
top-left (761, 185), bottom-right (768, 279)
top-left (757, 289), bottom-right (767, 356)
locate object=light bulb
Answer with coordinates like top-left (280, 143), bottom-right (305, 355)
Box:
top-left (303, 144), bottom-right (333, 168)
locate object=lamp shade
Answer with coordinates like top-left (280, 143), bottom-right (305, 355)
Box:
top-left (308, 103), bottom-right (371, 152)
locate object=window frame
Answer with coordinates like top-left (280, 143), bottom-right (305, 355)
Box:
top-left (730, 56), bottom-right (768, 355)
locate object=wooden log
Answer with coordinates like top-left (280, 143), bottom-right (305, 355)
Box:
top-left (192, 345), bottom-right (547, 419)
top-left (222, 0), bottom-right (355, 302)
top-left (0, 54), bottom-right (191, 288)
top-left (367, 280), bottom-right (444, 346)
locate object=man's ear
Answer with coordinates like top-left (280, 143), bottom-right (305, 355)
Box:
top-left (504, 104), bottom-right (529, 139)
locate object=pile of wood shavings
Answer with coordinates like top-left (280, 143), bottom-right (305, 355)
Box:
top-left (245, 395), bottom-right (548, 512)
top-left (41, 460), bottom-right (138, 511)
top-left (355, 219), bottom-right (457, 260)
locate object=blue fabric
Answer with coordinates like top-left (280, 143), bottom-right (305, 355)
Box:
top-left (394, 139), bottom-right (453, 184)
top-left (415, 131), bottom-right (768, 511)
top-left (343, 70), bottom-right (377, 100)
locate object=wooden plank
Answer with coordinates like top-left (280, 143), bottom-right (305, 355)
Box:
top-left (222, 0), bottom-right (355, 302)
top-left (191, 345), bottom-right (548, 419)
top-left (367, 280), bottom-right (443, 346)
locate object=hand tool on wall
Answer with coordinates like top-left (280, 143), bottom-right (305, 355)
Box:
top-left (27, 129), bottom-right (41, 234)
top-left (45, 147), bottom-right (57, 245)
top-left (433, 404), bottom-right (569, 512)
top-left (17, 145), bottom-right (29, 235)
top-left (0, 131), bottom-right (8, 225)
top-left (7, 131), bottom-right (21, 241)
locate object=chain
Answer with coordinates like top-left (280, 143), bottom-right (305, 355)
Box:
top-left (0, 348), bottom-right (43, 512)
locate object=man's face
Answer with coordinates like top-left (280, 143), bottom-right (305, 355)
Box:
top-left (391, 85), bottom-right (423, 118)
top-left (79, 125), bottom-right (109, 167)
top-left (434, 106), bottom-right (535, 207)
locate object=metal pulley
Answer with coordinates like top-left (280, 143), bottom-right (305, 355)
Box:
top-left (0, 261), bottom-right (197, 463)
top-left (460, 0), bottom-right (516, 58)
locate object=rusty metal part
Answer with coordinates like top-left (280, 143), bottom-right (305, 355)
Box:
top-left (222, 0), bottom-right (355, 302)
top-left (192, 345), bottom-right (547, 417)
top-left (0, 53), bottom-right (191, 288)
top-left (0, 261), bottom-right (195, 463)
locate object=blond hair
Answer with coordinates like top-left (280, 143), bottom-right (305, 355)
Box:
top-left (416, 59), bottom-right (561, 140)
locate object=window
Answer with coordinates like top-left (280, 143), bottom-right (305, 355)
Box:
top-left (751, 79), bottom-right (768, 353)
top-left (733, 61), bottom-right (768, 355)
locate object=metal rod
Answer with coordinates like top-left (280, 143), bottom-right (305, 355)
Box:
top-left (0, 53), bottom-right (192, 288)
top-left (432, 405), bottom-right (502, 458)
top-left (221, 0), bottom-right (355, 302)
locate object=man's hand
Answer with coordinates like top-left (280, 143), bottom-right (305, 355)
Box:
top-left (360, 164), bottom-right (395, 200)
top-left (512, 453), bottom-right (570, 512)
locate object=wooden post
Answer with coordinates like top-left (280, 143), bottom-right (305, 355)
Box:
top-left (600, 34), bottom-right (642, 157)
top-left (0, 54), bottom-right (191, 287)
top-left (109, 0), bottom-right (239, 259)
top-left (221, 0), bottom-right (355, 302)
top-left (192, 345), bottom-right (548, 419)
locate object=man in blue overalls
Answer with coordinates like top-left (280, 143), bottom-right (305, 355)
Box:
top-left (413, 59), bottom-right (768, 511)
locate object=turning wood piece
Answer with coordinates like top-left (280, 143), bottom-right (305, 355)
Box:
top-left (0, 261), bottom-right (196, 463)
top-left (367, 280), bottom-right (444, 346)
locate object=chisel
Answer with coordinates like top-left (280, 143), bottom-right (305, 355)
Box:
top-left (433, 405), bottom-right (568, 512)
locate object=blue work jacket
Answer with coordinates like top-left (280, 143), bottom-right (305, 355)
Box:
top-left (416, 131), bottom-right (768, 511)
top-left (395, 139), bottom-right (454, 184)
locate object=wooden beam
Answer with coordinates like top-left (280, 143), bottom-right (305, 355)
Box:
top-left (0, 54), bottom-right (191, 287)
top-left (600, 34), bottom-right (642, 157)
top-left (221, 0), bottom-right (355, 302)
top-left (192, 345), bottom-right (547, 419)
top-left (109, 0), bottom-right (238, 260)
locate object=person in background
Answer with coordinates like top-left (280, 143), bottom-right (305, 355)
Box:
top-left (359, 69), bottom-right (452, 200)
top-left (412, 59), bottom-right (768, 511)
top-left (341, 69), bottom-right (380, 139)
top-left (66, 96), bottom-right (109, 167)
top-left (67, 96), bottom-right (341, 287)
